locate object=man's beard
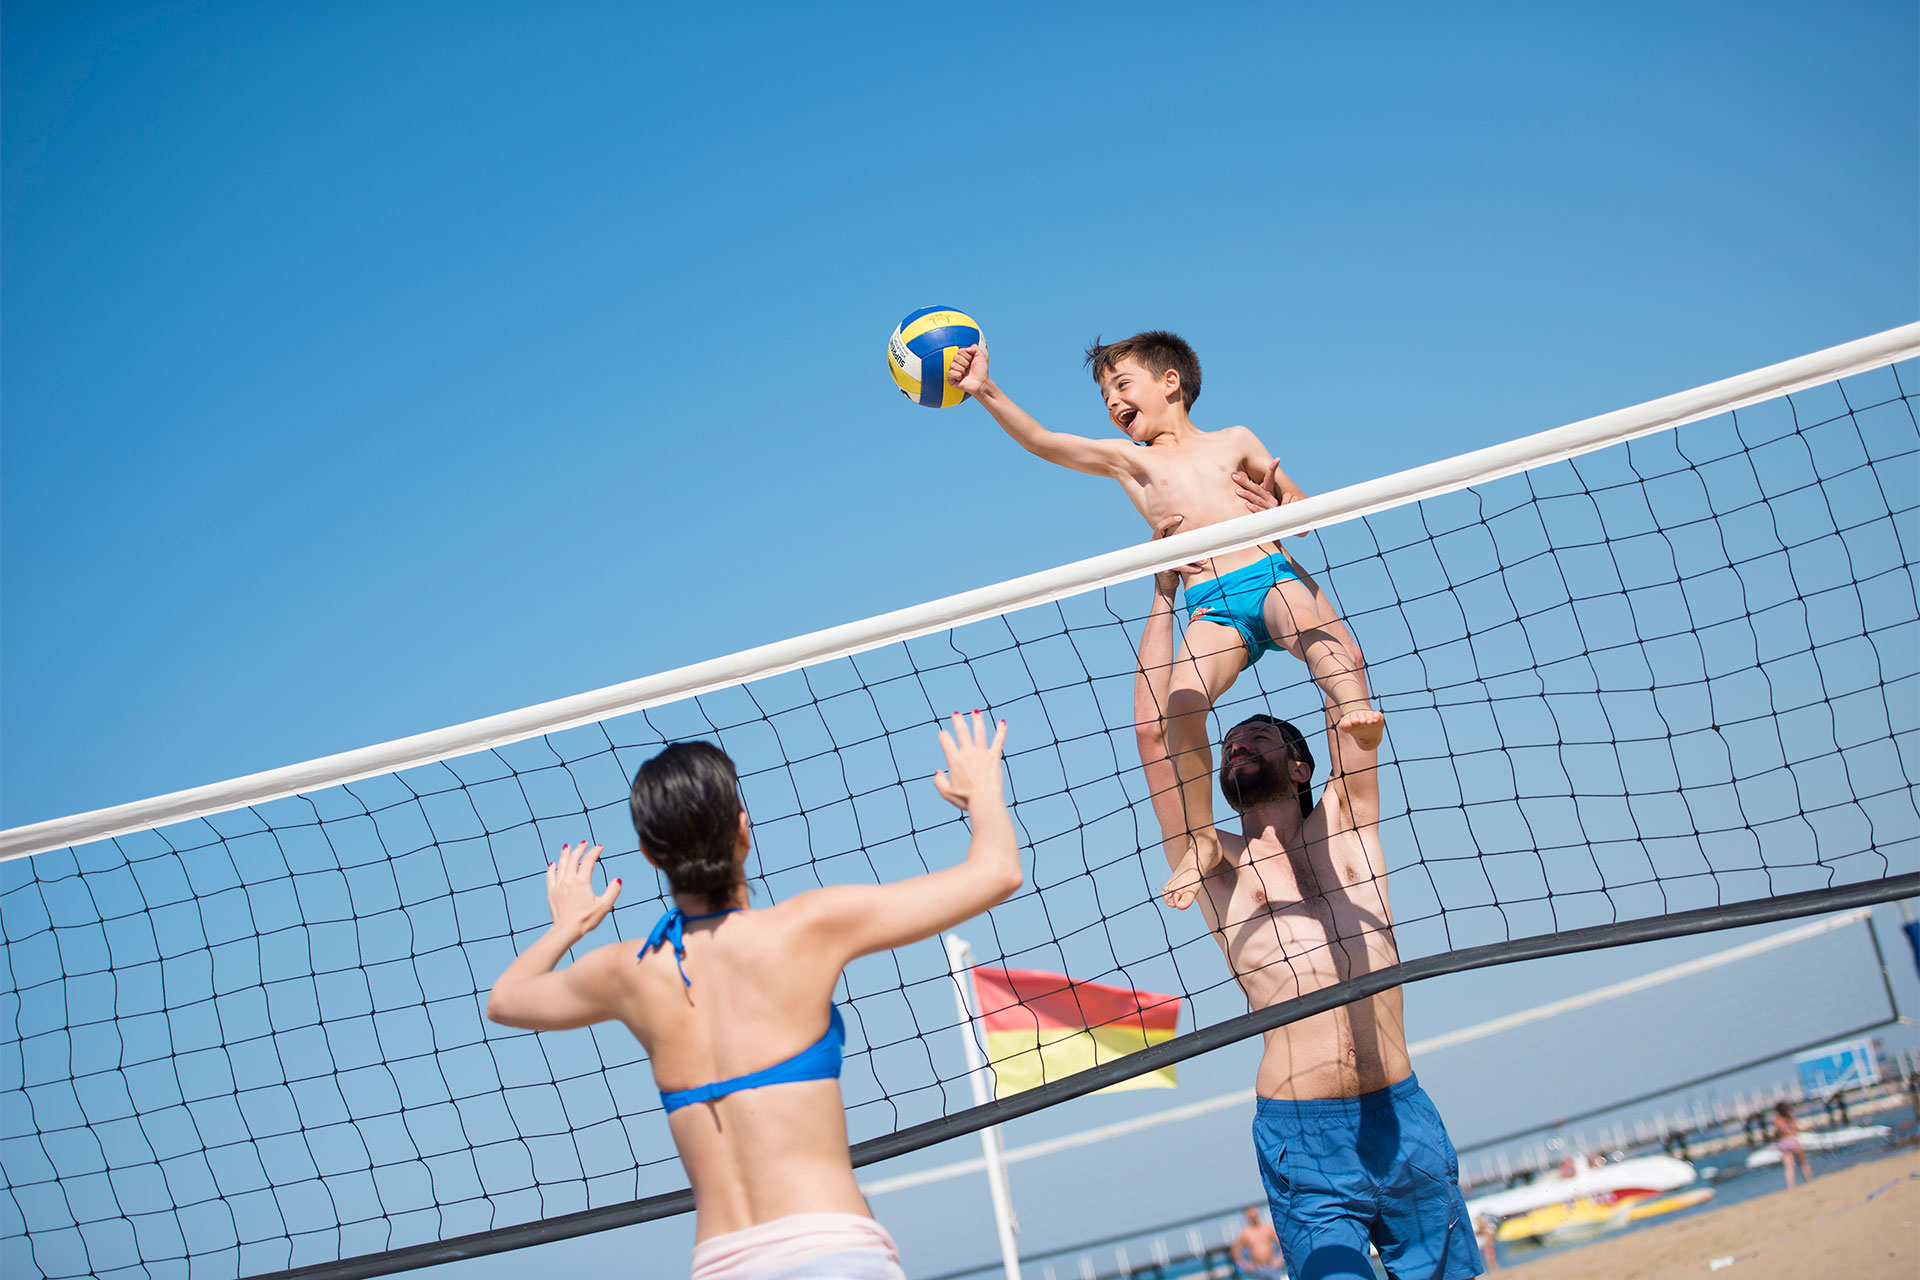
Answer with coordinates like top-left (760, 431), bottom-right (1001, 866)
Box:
top-left (1220, 752), bottom-right (1290, 811)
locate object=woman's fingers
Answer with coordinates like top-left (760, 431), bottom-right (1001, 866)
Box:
top-left (935, 713), bottom-right (1005, 803)
top-left (553, 841), bottom-right (604, 887)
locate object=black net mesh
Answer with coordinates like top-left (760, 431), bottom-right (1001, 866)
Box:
top-left (1408, 914), bottom-right (1898, 1157)
top-left (2, 361), bottom-right (1915, 1278)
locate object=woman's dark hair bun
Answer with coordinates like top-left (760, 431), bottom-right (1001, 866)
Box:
top-left (628, 742), bottom-right (744, 912)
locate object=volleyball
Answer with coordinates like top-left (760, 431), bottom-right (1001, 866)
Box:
top-left (887, 306), bottom-right (983, 408)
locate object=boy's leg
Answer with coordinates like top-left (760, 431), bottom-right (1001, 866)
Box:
top-left (1261, 577), bottom-right (1384, 750)
top-left (1161, 619), bottom-right (1245, 908)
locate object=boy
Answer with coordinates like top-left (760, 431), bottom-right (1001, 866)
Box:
top-left (948, 332), bottom-right (1380, 909)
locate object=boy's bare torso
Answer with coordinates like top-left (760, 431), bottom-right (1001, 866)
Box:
top-left (1194, 806), bottom-right (1411, 1099)
top-left (1116, 425), bottom-right (1277, 579)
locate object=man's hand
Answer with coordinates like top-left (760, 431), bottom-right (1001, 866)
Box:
top-left (948, 344), bottom-right (990, 398)
top-left (548, 841), bottom-right (620, 937)
top-left (1232, 471), bottom-right (1278, 514)
top-left (1151, 514), bottom-right (1208, 598)
top-left (1238, 466), bottom-right (1312, 536)
top-left (1263, 461), bottom-right (1309, 506)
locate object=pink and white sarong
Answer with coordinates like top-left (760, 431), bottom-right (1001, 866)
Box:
top-left (690, 1212), bottom-right (904, 1280)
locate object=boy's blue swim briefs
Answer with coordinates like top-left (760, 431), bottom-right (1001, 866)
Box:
top-left (1253, 1073), bottom-right (1484, 1280)
top-left (1182, 549), bottom-right (1301, 664)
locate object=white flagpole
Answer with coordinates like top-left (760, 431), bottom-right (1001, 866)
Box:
top-left (945, 934), bottom-right (1022, 1280)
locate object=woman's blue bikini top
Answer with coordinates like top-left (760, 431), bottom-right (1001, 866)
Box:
top-left (643, 906), bottom-right (845, 1114)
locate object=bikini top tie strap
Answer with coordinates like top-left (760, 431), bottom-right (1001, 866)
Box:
top-left (642, 906), bottom-right (742, 987)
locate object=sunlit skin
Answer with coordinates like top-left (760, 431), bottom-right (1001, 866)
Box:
top-left (484, 714), bottom-right (1020, 1244)
top-left (951, 345), bottom-right (1381, 903)
top-left (1773, 1103), bottom-right (1815, 1190)
top-left (1233, 1206), bottom-right (1282, 1271)
top-left (1134, 537), bottom-right (1409, 1102)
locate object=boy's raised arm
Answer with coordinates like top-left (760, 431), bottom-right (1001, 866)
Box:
top-left (949, 345), bottom-right (1132, 478)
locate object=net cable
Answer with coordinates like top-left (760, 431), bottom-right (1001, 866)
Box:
top-left (3, 326), bottom-right (1917, 1280)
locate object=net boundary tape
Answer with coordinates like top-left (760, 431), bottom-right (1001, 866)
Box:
top-left (5, 322), bottom-right (1918, 861)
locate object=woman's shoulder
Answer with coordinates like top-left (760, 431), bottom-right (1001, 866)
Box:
top-left (746, 888), bottom-right (851, 935)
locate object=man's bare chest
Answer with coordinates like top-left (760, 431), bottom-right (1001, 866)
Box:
top-left (1203, 839), bottom-right (1390, 951)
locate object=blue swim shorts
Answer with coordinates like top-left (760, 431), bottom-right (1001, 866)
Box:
top-left (1253, 1074), bottom-right (1483, 1280)
top-left (1182, 550), bottom-right (1301, 664)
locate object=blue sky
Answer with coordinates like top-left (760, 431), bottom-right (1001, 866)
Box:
top-left (4, 2), bottom-right (1917, 1278)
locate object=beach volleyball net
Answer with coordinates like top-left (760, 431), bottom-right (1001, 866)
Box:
top-left (4, 326), bottom-right (1917, 1279)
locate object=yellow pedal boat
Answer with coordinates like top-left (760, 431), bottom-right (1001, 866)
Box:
top-left (1495, 1193), bottom-right (1652, 1244)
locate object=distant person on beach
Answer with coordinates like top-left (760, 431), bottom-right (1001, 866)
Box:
top-left (1134, 478), bottom-right (1482, 1280)
top-left (1232, 1206), bottom-right (1284, 1278)
top-left (1773, 1101), bottom-right (1814, 1189)
top-left (1473, 1213), bottom-right (1500, 1271)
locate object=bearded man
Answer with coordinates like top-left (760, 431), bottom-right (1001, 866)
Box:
top-left (1134, 531), bottom-right (1483, 1280)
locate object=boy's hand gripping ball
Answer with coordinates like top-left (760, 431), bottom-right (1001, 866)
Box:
top-left (887, 306), bottom-right (983, 408)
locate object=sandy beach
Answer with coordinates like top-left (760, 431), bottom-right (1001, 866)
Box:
top-left (1500, 1148), bottom-right (1918, 1279)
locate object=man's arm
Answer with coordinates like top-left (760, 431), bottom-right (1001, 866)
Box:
top-left (1228, 426), bottom-right (1310, 516)
top-left (1135, 474), bottom-right (1281, 858)
top-left (950, 345), bottom-right (1133, 478)
top-left (1134, 526), bottom-right (1190, 868)
top-left (1319, 617), bottom-right (1380, 829)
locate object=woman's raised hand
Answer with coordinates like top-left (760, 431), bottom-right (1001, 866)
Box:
top-left (548, 840), bottom-right (621, 936)
top-left (932, 711), bottom-right (1008, 812)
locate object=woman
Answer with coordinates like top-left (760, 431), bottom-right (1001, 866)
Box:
top-left (487, 712), bottom-right (1019, 1278)
top-left (1772, 1101), bottom-right (1814, 1190)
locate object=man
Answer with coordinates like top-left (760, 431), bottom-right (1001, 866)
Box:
top-left (1134, 514), bottom-right (1483, 1280)
top-left (1232, 1206), bottom-right (1284, 1279)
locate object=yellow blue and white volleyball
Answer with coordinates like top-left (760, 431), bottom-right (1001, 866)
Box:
top-left (887, 306), bottom-right (983, 408)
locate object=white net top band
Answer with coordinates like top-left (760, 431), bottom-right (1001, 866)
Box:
top-left (6, 320), bottom-right (1917, 861)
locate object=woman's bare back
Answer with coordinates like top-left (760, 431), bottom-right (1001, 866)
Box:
top-left (601, 906), bottom-right (870, 1239)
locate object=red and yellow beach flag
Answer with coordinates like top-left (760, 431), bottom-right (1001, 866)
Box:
top-left (969, 966), bottom-right (1183, 1097)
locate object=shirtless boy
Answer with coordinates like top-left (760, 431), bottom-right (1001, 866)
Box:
top-left (949, 333), bottom-right (1380, 909)
top-left (1132, 554), bottom-right (1481, 1280)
